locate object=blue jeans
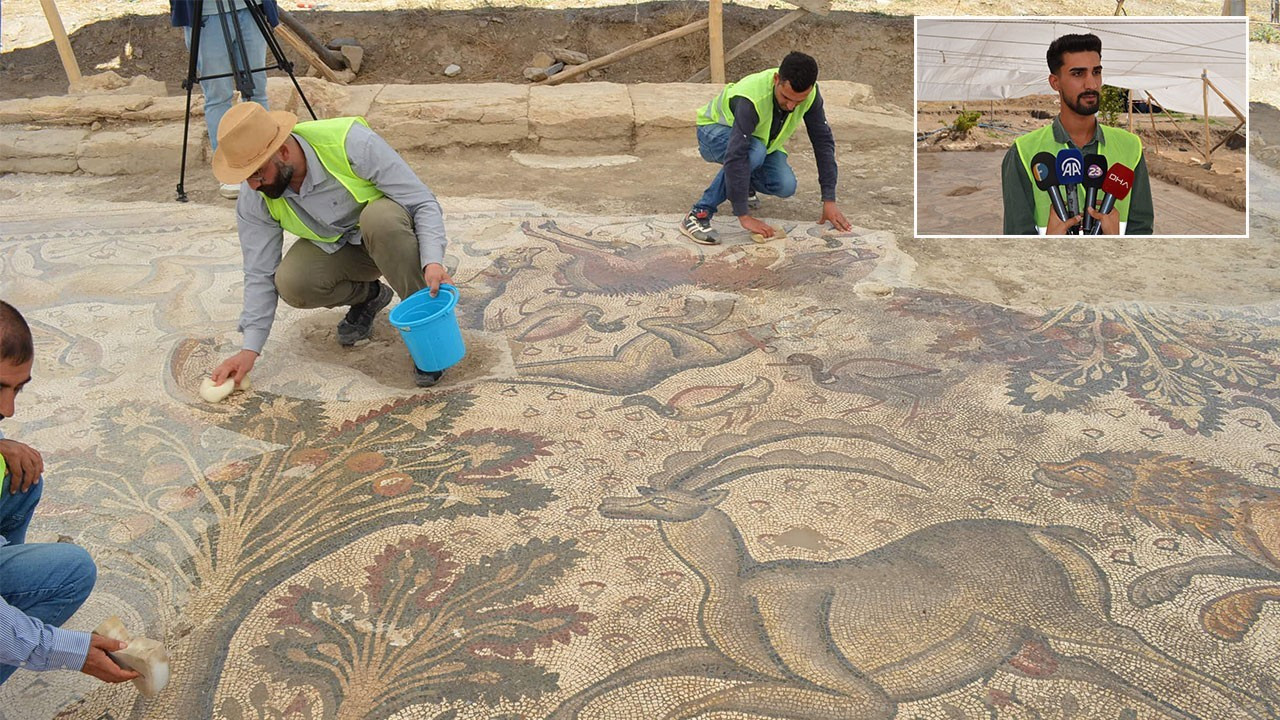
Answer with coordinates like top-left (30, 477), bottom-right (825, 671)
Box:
top-left (184, 8), bottom-right (271, 151)
top-left (693, 123), bottom-right (798, 217)
top-left (0, 476), bottom-right (96, 684)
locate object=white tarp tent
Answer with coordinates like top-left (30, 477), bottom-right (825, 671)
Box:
top-left (916, 18), bottom-right (1247, 117)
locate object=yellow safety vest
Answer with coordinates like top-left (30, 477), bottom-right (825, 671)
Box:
top-left (1014, 122), bottom-right (1142, 234)
top-left (262, 117), bottom-right (385, 242)
top-left (696, 68), bottom-right (817, 155)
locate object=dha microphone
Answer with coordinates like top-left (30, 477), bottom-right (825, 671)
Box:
top-left (1055, 148), bottom-right (1084, 231)
top-left (1081, 153), bottom-right (1107, 234)
top-left (1090, 163), bottom-right (1136, 235)
top-left (1030, 151), bottom-right (1070, 230)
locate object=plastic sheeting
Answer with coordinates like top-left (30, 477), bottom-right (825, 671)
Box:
top-left (916, 18), bottom-right (1247, 117)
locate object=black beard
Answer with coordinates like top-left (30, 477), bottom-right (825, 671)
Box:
top-left (258, 160), bottom-right (294, 199)
top-left (1068, 92), bottom-right (1100, 116)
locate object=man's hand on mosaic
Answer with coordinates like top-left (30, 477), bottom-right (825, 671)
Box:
top-left (211, 350), bottom-right (258, 386)
top-left (739, 214), bottom-right (776, 239)
top-left (81, 634), bottom-right (140, 684)
top-left (819, 200), bottom-right (852, 232)
top-left (0, 438), bottom-right (43, 494)
top-left (423, 262), bottom-right (454, 297)
top-left (1088, 206), bottom-right (1120, 235)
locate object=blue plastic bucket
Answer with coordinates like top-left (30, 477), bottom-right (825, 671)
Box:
top-left (388, 284), bottom-right (466, 372)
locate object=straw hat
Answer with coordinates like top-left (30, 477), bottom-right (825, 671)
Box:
top-left (211, 103), bottom-right (299, 185)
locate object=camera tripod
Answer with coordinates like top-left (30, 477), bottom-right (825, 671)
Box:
top-left (175, 0), bottom-right (317, 202)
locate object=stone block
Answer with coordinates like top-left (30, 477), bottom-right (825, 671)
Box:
top-left (630, 82), bottom-right (717, 149)
top-left (529, 82), bottom-right (632, 150)
top-left (77, 123), bottom-right (203, 175)
top-left (0, 127), bottom-right (86, 173)
top-left (818, 81), bottom-right (875, 109)
top-left (121, 95), bottom-right (197, 123)
top-left (368, 84), bottom-right (530, 150)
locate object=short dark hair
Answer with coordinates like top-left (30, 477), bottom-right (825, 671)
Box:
top-left (0, 301), bottom-right (33, 365)
top-left (1047, 33), bottom-right (1102, 74)
top-left (778, 51), bottom-right (819, 92)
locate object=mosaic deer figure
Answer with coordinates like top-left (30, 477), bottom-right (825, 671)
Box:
top-left (547, 419), bottom-right (1276, 720)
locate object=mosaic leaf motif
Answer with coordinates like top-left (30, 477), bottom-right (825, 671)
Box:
top-left (254, 536), bottom-right (592, 720)
top-left (891, 290), bottom-right (1280, 434)
top-left (54, 388), bottom-right (557, 718)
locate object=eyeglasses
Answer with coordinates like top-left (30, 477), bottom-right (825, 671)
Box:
top-left (246, 165), bottom-right (268, 184)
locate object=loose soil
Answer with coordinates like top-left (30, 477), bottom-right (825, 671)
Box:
top-left (0, 3), bottom-right (914, 106)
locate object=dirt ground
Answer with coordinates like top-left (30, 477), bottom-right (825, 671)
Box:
top-left (0, 2), bottom-right (915, 106)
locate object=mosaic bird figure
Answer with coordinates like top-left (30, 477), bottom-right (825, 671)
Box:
top-left (775, 352), bottom-right (941, 421)
top-left (613, 377), bottom-right (775, 430)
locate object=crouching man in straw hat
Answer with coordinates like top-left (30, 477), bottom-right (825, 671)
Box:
top-left (210, 103), bottom-right (455, 388)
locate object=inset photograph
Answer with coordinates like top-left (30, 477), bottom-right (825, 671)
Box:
top-left (915, 17), bottom-right (1248, 237)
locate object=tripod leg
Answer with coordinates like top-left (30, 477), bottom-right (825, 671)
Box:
top-left (245, 0), bottom-right (319, 120)
top-left (176, 0), bottom-right (207, 202)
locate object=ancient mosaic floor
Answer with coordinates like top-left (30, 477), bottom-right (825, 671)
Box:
top-left (0, 174), bottom-right (1278, 720)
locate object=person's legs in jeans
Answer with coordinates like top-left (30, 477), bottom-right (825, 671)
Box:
top-left (692, 124), bottom-right (768, 217)
top-left (184, 7), bottom-right (271, 150)
top-left (0, 473), bottom-right (42, 546)
top-left (751, 150), bottom-right (798, 200)
top-left (0, 543), bottom-right (97, 684)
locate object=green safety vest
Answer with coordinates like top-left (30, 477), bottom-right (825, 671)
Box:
top-left (262, 117), bottom-right (385, 243)
top-left (0, 452), bottom-right (6, 488)
top-left (1014, 122), bottom-right (1143, 234)
top-left (696, 68), bottom-right (817, 155)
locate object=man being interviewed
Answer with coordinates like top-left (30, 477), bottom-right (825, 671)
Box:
top-left (1001, 33), bottom-right (1153, 235)
top-left (680, 51), bottom-right (853, 245)
top-left (209, 103), bottom-right (455, 389)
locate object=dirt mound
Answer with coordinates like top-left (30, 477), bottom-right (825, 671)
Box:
top-left (0, 3), bottom-right (913, 105)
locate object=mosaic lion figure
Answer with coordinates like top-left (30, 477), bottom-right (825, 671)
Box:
top-left (1034, 450), bottom-right (1280, 641)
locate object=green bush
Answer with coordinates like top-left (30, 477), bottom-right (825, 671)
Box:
top-left (1098, 86), bottom-right (1126, 126)
top-left (1252, 23), bottom-right (1279, 43)
top-left (950, 110), bottom-right (982, 135)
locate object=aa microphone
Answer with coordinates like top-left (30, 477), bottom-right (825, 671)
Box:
top-left (1081, 153), bottom-right (1107, 234)
top-left (1030, 151), bottom-right (1070, 229)
top-left (1091, 163), bottom-right (1136, 235)
top-left (1055, 148), bottom-right (1084, 231)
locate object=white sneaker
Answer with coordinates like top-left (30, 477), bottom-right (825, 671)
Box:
top-left (219, 183), bottom-right (240, 199)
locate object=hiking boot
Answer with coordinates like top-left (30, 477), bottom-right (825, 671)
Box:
top-left (680, 209), bottom-right (719, 245)
top-left (415, 367), bottom-right (445, 387)
top-left (337, 281), bottom-right (393, 346)
top-left (747, 191), bottom-right (760, 210)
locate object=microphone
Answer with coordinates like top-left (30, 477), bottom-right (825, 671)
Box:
top-left (1030, 151), bottom-right (1070, 230)
top-left (1055, 148), bottom-right (1084, 232)
top-left (1090, 163), bottom-right (1136, 235)
top-left (1081, 153), bottom-right (1108, 235)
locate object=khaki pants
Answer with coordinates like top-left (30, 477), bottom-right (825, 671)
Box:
top-left (274, 198), bottom-right (427, 308)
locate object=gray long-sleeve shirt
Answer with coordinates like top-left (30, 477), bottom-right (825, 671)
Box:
top-left (235, 122), bottom-right (447, 354)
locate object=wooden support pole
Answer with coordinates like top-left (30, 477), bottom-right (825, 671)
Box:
top-left (1128, 91), bottom-right (1134, 132)
top-left (708, 0), bottom-right (725, 84)
top-left (1144, 92), bottom-right (1159, 152)
top-left (540, 18), bottom-right (709, 86)
top-left (687, 8), bottom-right (808, 83)
top-left (1203, 74), bottom-right (1246, 123)
top-left (1148, 91), bottom-right (1201, 155)
top-left (1210, 119), bottom-right (1245, 153)
top-left (275, 23), bottom-right (347, 84)
top-left (1201, 70), bottom-right (1212, 166)
top-left (38, 0), bottom-right (82, 87)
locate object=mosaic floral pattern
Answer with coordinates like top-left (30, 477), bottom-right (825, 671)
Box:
top-left (891, 289), bottom-right (1280, 434)
top-left (250, 536), bottom-right (592, 720)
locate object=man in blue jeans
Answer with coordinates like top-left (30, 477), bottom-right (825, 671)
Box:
top-left (172, 0), bottom-right (280, 199)
top-left (0, 301), bottom-right (137, 686)
top-left (681, 51), bottom-right (853, 245)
